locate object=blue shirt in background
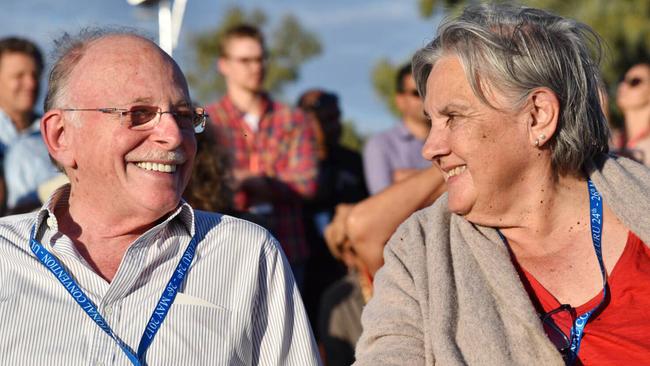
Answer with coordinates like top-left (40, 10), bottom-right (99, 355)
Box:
top-left (362, 123), bottom-right (430, 195)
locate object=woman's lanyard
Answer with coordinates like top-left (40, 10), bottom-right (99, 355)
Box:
top-left (499, 180), bottom-right (606, 365)
top-left (564, 180), bottom-right (606, 365)
top-left (28, 224), bottom-right (199, 366)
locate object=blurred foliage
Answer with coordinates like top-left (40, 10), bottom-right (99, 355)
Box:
top-left (189, 6), bottom-right (322, 103)
top-left (412, 0), bottom-right (650, 127)
top-left (525, 0), bottom-right (650, 127)
top-left (340, 120), bottom-right (366, 152)
top-left (372, 0), bottom-right (465, 119)
top-left (371, 58), bottom-right (401, 118)
top-left (418, 0), bottom-right (465, 18)
top-left (524, 0), bottom-right (650, 85)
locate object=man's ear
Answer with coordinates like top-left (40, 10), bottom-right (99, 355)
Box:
top-left (41, 110), bottom-right (76, 169)
top-left (217, 57), bottom-right (228, 76)
top-left (395, 93), bottom-right (406, 114)
top-left (526, 87), bottom-right (560, 147)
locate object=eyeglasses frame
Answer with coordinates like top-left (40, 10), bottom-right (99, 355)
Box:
top-left (540, 303), bottom-right (573, 359)
top-left (60, 106), bottom-right (207, 134)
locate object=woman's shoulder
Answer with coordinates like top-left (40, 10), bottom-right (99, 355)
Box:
top-left (384, 195), bottom-right (452, 263)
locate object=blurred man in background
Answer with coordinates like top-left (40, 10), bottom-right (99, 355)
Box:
top-left (0, 37), bottom-right (59, 213)
top-left (207, 24), bottom-right (318, 287)
top-left (297, 88), bottom-right (368, 340)
top-left (363, 63), bottom-right (430, 194)
top-left (0, 37), bottom-right (41, 152)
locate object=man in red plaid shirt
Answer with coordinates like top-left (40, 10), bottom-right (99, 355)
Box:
top-left (207, 24), bottom-right (318, 285)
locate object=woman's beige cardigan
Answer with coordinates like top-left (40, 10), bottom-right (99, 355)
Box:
top-left (354, 155), bottom-right (650, 365)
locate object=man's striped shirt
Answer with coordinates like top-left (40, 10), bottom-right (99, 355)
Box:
top-left (0, 186), bottom-right (320, 365)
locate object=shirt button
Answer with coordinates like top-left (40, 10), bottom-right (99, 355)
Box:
top-left (46, 216), bottom-right (56, 229)
top-left (104, 306), bottom-right (113, 316)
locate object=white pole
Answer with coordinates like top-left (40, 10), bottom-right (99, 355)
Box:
top-left (171, 0), bottom-right (188, 50)
top-left (158, 0), bottom-right (173, 56)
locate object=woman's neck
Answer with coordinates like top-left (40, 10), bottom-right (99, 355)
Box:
top-left (498, 174), bottom-right (589, 257)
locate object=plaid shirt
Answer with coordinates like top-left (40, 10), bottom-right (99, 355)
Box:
top-left (207, 94), bottom-right (318, 264)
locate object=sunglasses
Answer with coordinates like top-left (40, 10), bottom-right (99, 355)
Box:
top-left (622, 77), bottom-right (645, 88)
top-left (540, 304), bottom-right (573, 363)
top-left (401, 89), bottom-right (420, 98)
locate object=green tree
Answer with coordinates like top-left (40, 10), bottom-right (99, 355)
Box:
top-left (340, 120), bottom-right (366, 152)
top-left (371, 58), bottom-right (400, 118)
top-left (418, 0), bottom-right (465, 18)
top-left (371, 58), bottom-right (419, 119)
top-left (189, 6), bottom-right (322, 103)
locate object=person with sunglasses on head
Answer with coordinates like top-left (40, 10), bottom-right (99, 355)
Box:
top-left (206, 24), bottom-right (318, 290)
top-left (615, 62), bottom-right (650, 166)
top-left (354, 4), bottom-right (650, 366)
top-left (363, 63), bottom-right (432, 195)
top-left (0, 28), bottom-right (320, 365)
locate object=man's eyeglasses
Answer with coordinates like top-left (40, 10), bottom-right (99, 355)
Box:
top-left (225, 55), bottom-right (267, 66)
top-left (622, 77), bottom-right (646, 88)
top-left (540, 304), bottom-right (573, 363)
top-left (61, 105), bottom-right (207, 134)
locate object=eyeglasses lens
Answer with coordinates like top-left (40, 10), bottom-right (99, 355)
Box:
top-left (128, 106), bottom-right (159, 126)
top-left (126, 106), bottom-right (206, 133)
top-left (540, 305), bottom-right (572, 356)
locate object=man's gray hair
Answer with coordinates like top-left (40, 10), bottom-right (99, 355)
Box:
top-left (43, 27), bottom-right (152, 172)
top-left (412, 3), bottom-right (609, 176)
top-left (43, 27), bottom-right (152, 112)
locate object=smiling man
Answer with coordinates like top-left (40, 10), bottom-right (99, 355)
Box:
top-left (0, 29), bottom-right (319, 365)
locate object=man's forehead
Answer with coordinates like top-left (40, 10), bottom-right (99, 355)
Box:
top-left (67, 35), bottom-right (189, 103)
top-left (224, 36), bottom-right (263, 55)
top-left (85, 35), bottom-right (162, 64)
top-left (628, 64), bottom-right (650, 76)
top-left (0, 51), bottom-right (38, 70)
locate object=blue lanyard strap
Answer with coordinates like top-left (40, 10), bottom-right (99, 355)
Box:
top-left (497, 180), bottom-right (606, 365)
top-left (565, 180), bottom-right (607, 365)
top-left (28, 224), bottom-right (198, 366)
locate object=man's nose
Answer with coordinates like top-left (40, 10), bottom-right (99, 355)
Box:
top-left (152, 112), bottom-right (186, 149)
top-left (22, 73), bottom-right (38, 91)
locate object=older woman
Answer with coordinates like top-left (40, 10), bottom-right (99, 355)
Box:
top-left (354, 4), bottom-right (650, 366)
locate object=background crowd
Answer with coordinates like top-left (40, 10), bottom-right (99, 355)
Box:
top-left (1, 3), bottom-right (650, 365)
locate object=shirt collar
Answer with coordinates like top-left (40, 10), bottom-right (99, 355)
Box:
top-left (36, 184), bottom-right (196, 242)
top-left (222, 93), bottom-right (272, 118)
top-left (0, 108), bottom-right (40, 131)
top-left (0, 109), bottom-right (18, 140)
top-left (396, 123), bottom-right (417, 140)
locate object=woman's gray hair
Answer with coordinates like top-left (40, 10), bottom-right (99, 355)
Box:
top-left (43, 26), bottom-right (151, 112)
top-left (413, 3), bottom-right (609, 176)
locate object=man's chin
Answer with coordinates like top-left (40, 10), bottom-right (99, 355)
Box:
top-left (135, 189), bottom-right (182, 214)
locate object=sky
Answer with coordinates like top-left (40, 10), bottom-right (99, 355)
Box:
top-left (0, 0), bottom-right (443, 136)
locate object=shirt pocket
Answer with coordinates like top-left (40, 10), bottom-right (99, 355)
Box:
top-left (148, 303), bottom-right (236, 365)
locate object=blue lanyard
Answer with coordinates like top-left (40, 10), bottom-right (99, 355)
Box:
top-left (28, 224), bottom-right (198, 365)
top-left (564, 180), bottom-right (606, 365)
top-left (498, 180), bottom-right (606, 365)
